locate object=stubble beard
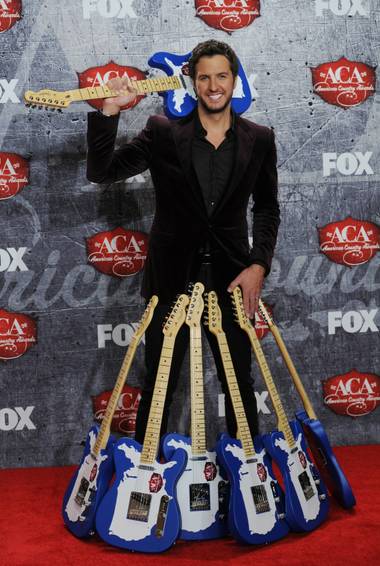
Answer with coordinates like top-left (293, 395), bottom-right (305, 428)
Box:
top-left (197, 92), bottom-right (233, 114)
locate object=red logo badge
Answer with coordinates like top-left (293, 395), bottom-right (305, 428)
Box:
top-left (195, 0), bottom-right (260, 33)
top-left (254, 302), bottom-right (272, 339)
top-left (204, 461), bottom-right (217, 481)
top-left (311, 57), bottom-right (376, 108)
top-left (92, 383), bottom-right (141, 435)
top-left (0, 0), bottom-right (22, 33)
top-left (319, 217), bottom-right (380, 267)
top-left (89, 463), bottom-right (98, 482)
top-left (323, 370), bottom-right (380, 417)
top-left (298, 451), bottom-right (307, 469)
top-left (149, 473), bottom-right (163, 493)
top-left (0, 152), bottom-right (29, 200)
top-left (0, 309), bottom-right (37, 360)
top-left (78, 61), bottom-right (146, 111)
top-left (256, 462), bottom-right (267, 482)
top-left (86, 227), bottom-right (148, 278)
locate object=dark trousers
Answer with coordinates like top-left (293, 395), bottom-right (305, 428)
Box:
top-left (134, 285), bottom-right (259, 445)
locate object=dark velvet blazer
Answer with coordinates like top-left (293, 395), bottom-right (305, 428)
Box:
top-left (87, 110), bottom-right (280, 303)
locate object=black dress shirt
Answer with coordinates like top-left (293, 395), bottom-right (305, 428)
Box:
top-left (192, 111), bottom-right (235, 217)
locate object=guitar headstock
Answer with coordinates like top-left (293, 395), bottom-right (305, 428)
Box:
top-left (231, 287), bottom-right (251, 332)
top-left (24, 89), bottom-right (72, 110)
top-left (204, 291), bottom-right (223, 336)
top-left (186, 282), bottom-right (205, 327)
top-left (134, 295), bottom-right (159, 340)
top-left (163, 294), bottom-right (189, 337)
top-left (258, 299), bottom-right (274, 327)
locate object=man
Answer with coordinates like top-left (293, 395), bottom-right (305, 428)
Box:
top-left (87, 40), bottom-right (280, 443)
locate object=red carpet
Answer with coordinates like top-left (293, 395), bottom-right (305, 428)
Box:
top-left (1, 445), bottom-right (379, 566)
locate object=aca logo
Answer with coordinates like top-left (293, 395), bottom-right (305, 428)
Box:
top-left (254, 301), bottom-right (272, 340)
top-left (311, 57), bottom-right (376, 108)
top-left (0, 0), bottom-right (22, 33)
top-left (92, 384), bottom-right (141, 435)
top-left (315, 0), bottom-right (369, 17)
top-left (86, 227), bottom-right (148, 277)
top-left (0, 152), bottom-right (29, 199)
top-left (323, 370), bottom-right (380, 417)
top-left (195, 0), bottom-right (260, 33)
top-left (328, 308), bottom-right (378, 335)
top-left (318, 217), bottom-right (380, 267)
top-left (322, 151), bottom-right (373, 177)
top-left (78, 61), bottom-right (146, 111)
top-left (0, 310), bottom-right (37, 360)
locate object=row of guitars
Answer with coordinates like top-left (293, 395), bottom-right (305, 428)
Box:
top-left (62, 284), bottom-right (356, 553)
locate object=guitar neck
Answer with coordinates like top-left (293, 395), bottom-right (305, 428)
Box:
top-left (190, 325), bottom-right (206, 455)
top-left (67, 75), bottom-right (184, 103)
top-left (215, 333), bottom-right (255, 459)
top-left (244, 324), bottom-right (296, 450)
top-left (93, 335), bottom-right (140, 456)
top-left (269, 324), bottom-right (317, 420)
top-left (140, 335), bottom-right (176, 465)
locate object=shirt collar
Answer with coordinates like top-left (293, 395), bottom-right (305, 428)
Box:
top-left (194, 108), bottom-right (236, 139)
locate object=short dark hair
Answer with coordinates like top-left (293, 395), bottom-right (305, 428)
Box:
top-left (188, 40), bottom-right (239, 80)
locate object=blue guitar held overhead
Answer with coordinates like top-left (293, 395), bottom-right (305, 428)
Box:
top-left (258, 299), bottom-right (356, 510)
top-left (148, 50), bottom-right (253, 119)
top-left (62, 296), bottom-right (159, 538)
top-left (95, 295), bottom-right (189, 553)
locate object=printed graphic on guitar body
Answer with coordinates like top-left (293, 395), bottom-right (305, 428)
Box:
top-left (216, 434), bottom-right (289, 544)
top-left (162, 434), bottom-right (229, 540)
top-left (95, 438), bottom-right (187, 552)
top-left (62, 425), bottom-right (115, 538)
top-left (262, 420), bottom-right (329, 532)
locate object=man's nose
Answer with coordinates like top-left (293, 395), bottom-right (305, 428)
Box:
top-left (209, 77), bottom-right (218, 91)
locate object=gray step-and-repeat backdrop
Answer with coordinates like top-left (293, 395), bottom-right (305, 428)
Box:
top-left (1, 0), bottom-right (379, 468)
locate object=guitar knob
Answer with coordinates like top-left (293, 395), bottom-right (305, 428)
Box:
top-left (319, 494), bottom-right (327, 500)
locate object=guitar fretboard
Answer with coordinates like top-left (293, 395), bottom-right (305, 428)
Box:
top-left (140, 335), bottom-right (176, 465)
top-left (244, 323), bottom-right (296, 450)
top-left (190, 326), bottom-right (206, 455)
top-left (67, 75), bottom-right (184, 102)
top-left (216, 334), bottom-right (255, 459)
top-left (92, 336), bottom-right (139, 457)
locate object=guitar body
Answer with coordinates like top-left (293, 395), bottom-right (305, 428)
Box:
top-left (162, 433), bottom-right (229, 540)
top-left (262, 419), bottom-right (329, 532)
top-left (296, 409), bottom-right (356, 509)
top-left (215, 433), bottom-right (289, 545)
top-left (148, 51), bottom-right (252, 119)
top-left (96, 437), bottom-right (187, 553)
top-left (62, 424), bottom-right (115, 538)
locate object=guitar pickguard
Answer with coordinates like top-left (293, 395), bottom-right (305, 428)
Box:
top-left (164, 436), bottom-right (228, 538)
top-left (108, 443), bottom-right (176, 542)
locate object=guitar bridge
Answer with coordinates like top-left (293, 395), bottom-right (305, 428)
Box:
top-left (298, 471), bottom-right (315, 501)
top-left (251, 485), bottom-right (271, 514)
top-left (127, 492), bottom-right (152, 522)
top-left (189, 483), bottom-right (211, 511)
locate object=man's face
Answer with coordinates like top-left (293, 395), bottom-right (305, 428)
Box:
top-left (194, 54), bottom-right (236, 114)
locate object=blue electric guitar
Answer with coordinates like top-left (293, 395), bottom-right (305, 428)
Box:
top-left (258, 299), bottom-right (356, 509)
top-left (95, 294), bottom-right (189, 553)
top-left (62, 295), bottom-right (159, 538)
top-left (232, 289), bottom-right (329, 532)
top-left (207, 291), bottom-right (289, 545)
top-left (162, 283), bottom-right (229, 540)
top-left (148, 50), bottom-right (253, 119)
